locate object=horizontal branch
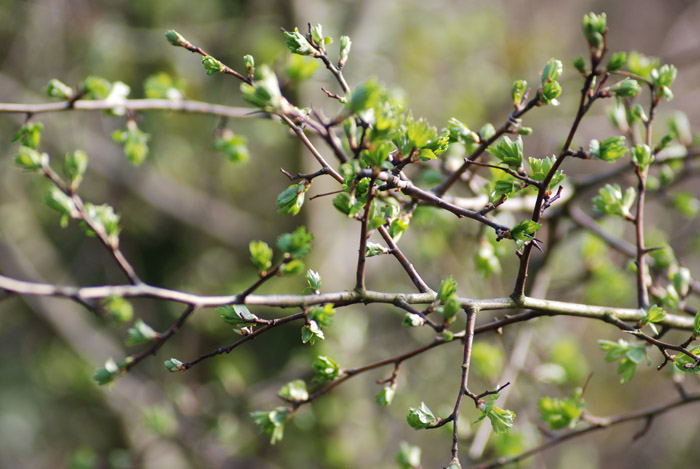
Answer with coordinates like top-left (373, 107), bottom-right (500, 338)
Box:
top-left (474, 392), bottom-right (700, 469)
top-left (0, 274), bottom-right (695, 330)
top-left (0, 98), bottom-right (261, 119)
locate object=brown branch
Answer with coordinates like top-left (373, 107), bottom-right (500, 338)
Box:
top-left (377, 225), bottom-right (432, 293)
top-left (473, 393), bottom-right (700, 469)
top-left (123, 304), bottom-right (197, 372)
top-left (432, 96), bottom-right (540, 197)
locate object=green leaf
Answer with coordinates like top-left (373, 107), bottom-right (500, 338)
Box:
top-left (673, 347), bottom-right (700, 374)
top-left (376, 385), bottom-right (396, 407)
top-left (15, 146), bottom-right (48, 171)
top-left (277, 226), bottom-right (313, 258)
top-left (471, 342), bottom-right (505, 380)
top-left (44, 78), bottom-right (74, 99)
top-left (509, 220), bottom-right (541, 241)
top-left (92, 358), bottom-right (120, 386)
top-left (13, 122), bottom-right (43, 149)
top-left (406, 115), bottom-right (438, 149)
top-left (609, 78), bottom-right (640, 98)
top-left (672, 267), bottom-right (691, 297)
top-left (164, 358), bottom-right (185, 372)
top-left (617, 356), bottom-right (637, 384)
top-left (627, 52), bottom-right (660, 80)
top-left (213, 129), bottom-right (249, 164)
top-left (511, 80), bottom-right (527, 106)
top-left (218, 304), bottom-right (258, 326)
top-left (301, 320), bottom-right (325, 345)
top-left (573, 56), bottom-right (587, 74)
top-left (528, 156), bottom-right (565, 189)
top-left (305, 270), bottom-right (322, 293)
top-left (243, 54), bottom-right (255, 77)
top-left (312, 356), bottom-right (340, 382)
top-left (538, 389), bottom-right (584, 430)
top-left (279, 259), bottom-right (305, 276)
top-left (360, 141), bottom-right (393, 167)
top-left (240, 65), bottom-right (283, 111)
top-left (101, 296), bottom-right (133, 323)
top-left (64, 149), bottom-right (88, 190)
top-left (112, 120), bottom-right (149, 165)
top-left (249, 241), bottom-right (273, 273)
top-left (407, 402), bottom-right (437, 429)
top-left (125, 319), bottom-right (158, 346)
top-left (694, 311), bottom-right (700, 337)
top-left (631, 144), bottom-right (653, 170)
top-left (606, 51), bottom-right (627, 72)
top-left (487, 136), bottom-right (523, 168)
top-left (308, 303), bottom-right (334, 328)
top-left (143, 72), bottom-right (185, 99)
top-left (81, 203), bottom-right (121, 244)
top-left (581, 12), bottom-right (606, 50)
top-left (286, 54), bottom-right (319, 82)
top-left (284, 27), bottom-right (315, 56)
top-left (366, 242), bottom-right (388, 257)
top-left (346, 77), bottom-right (382, 113)
top-left (441, 296), bottom-right (461, 324)
top-left (44, 186), bottom-right (76, 227)
top-left (402, 313), bottom-right (424, 327)
top-left (389, 217), bottom-right (409, 242)
top-left (165, 30), bottom-right (187, 47)
top-left (276, 183), bottom-right (308, 216)
top-left (475, 393), bottom-right (516, 434)
top-left (672, 192), bottom-right (700, 219)
top-left (396, 441), bottom-right (422, 469)
top-left (541, 80), bottom-right (562, 106)
top-left (642, 305), bottom-right (666, 326)
top-left (201, 56), bottom-right (224, 75)
top-left (250, 407), bottom-right (290, 444)
top-left (437, 275), bottom-right (457, 302)
top-left (278, 380), bottom-right (308, 402)
top-left (81, 75), bottom-right (112, 99)
top-left (448, 118), bottom-right (480, 144)
top-left (541, 58), bottom-right (563, 85)
top-left (592, 184), bottom-right (636, 218)
top-left (339, 35), bottom-right (352, 67)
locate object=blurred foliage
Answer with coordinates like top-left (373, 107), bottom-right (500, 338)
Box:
top-left (0, 1), bottom-right (699, 469)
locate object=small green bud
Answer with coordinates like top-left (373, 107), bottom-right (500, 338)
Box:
top-left (339, 35), bottom-right (352, 68)
top-left (12, 121), bottom-right (43, 149)
top-left (582, 12), bottom-right (606, 51)
top-left (572, 56), bottom-right (587, 74)
top-left (65, 149), bottom-right (88, 190)
top-left (541, 80), bottom-right (562, 106)
top-left (590, 136), bottom-right (627, 162)
top-left (202, 56), bottom-right (224, 75)
top-left (517, 127), bottom-right (533, 136)
top-left (606, 51), bottom-right (627, 72)
top-left (541, 59), bottom-right (563, 85)
top-left (310, 24), bottom-right (324, 46)
top-left (243, 54), bottom-right (255, 77)
top-left (164, 358), bottom-right (185, 372)
top-left (14, 146), bottom-right (48, 171)
top-left (511, 80), bottom-right (527, 106)
top-left (630, 104), bottom-right (647, 123)
top-left (284, 27), bottom-right (316, 56)
top-left (44, 79), bottom-right (74, 100)
top-left (609, 78), bottom-right (641, 98)
top-left (165, 30), bottom-right (187, 47)
top-left (631, 144), bottom-right (652, 169)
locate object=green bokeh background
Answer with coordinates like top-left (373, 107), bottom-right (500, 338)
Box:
top-left (1, 1), bottom-right (699, 468)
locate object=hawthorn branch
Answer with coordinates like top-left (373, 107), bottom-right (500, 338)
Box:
top-left (0, 99), bottom-right (260, 119)
top-left (0, 274), bottom-right (695, 330)
top-left (473, 393), bottom-right (700, 469)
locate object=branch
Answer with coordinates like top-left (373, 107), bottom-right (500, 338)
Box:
top-left (0, 99), bottom-right (261, 119)
top-left (1, 274), bottom-right (695, 330)
top-left (377, 225), bottom-right (432, 293)
top-left (473, 393), bottom-right (700, 469)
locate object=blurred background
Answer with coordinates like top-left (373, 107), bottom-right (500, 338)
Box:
top-left (1, 0), bottom-right (699, 468)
